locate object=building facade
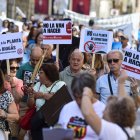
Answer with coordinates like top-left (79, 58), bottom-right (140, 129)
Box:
top-left (7, 0), bottom-right (34, 20)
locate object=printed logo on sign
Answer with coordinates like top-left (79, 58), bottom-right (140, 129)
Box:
top-left (84, 41), bottom-right (96, 53)
top-left (17, 48), bottom-right (23, 54)
top-left (66, 22), bottom-right (71, 34)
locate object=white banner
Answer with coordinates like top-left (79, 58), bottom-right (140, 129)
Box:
top-left (79, 28), bottom-right (113, 54)
top-left (43, 20), bottom-right (72, 44)
top-left (0, 32), bottom-right (23, 60)
top-left (113, 23), bottom-right (133, 44)
top-left (122, 49), bottom-right (140, 80)
top-left (64, 10), bottom-right (140, 40)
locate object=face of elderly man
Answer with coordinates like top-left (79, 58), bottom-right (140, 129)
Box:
top-left (69, 50), bottom-right (84, 73)
top-left (41, 44), bottom-right (53, 59)
top-left (107, 51), bottom-right (123, 73)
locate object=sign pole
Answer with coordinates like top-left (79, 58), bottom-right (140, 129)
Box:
top-left (6, 59), bottom-right (10, 75)
top-left (56, 44), bottom-right (59, 63)
top-left (91, 54), bottom-right (95, 69)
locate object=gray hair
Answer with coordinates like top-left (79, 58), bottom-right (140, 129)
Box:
top-left (107, 50), bottom-right (123, 60)
top-left (70, 49), bottom-right (84, 60)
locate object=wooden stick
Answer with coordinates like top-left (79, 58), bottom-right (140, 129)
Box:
top-left (91, 54), bottom-right (95, 69)
top-left (56, 44), bottom-right (59, 63)
top-left (30, 49), bottom-right (47, 83)
top-left (6, 59), bottom-right (10, 75)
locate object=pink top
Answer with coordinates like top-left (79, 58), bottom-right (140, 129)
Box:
top-left (4, 77), bottom-right (24, 110)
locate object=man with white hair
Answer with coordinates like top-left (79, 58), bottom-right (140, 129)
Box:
top-left (60, 49), bottom-right (84, 97)
top-left (41, 44), bottom-right (54, 64)
top-left (41, 44), bottom-right (63, 71)
top-left (96, 50), bottom-right (139, 105)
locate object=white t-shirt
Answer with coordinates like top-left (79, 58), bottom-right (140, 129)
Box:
top-left (96, 74), bottom-right (132, 104)
top-left (33, 81), bottom-right (66, 111)
top-left (99, 119), bottom-right (135, 140)
top-left (58, 100), bottom-right (105, 140)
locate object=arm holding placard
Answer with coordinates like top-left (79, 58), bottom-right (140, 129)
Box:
top-left (26, 49), bottom-right (48, 107)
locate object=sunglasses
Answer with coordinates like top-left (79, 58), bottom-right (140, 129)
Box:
top-left (10, 66), bottom-right (19, 70)
top-left (107, 59), bottom-right (120, 64)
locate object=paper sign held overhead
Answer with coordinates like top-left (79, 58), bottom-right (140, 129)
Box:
top-left (43, 20), bottom-right (72, 44)
top-left (79, 28), bottom-right (113, 54)
top-left (122, 49), bottom-right (140, 80)
top-left (0, 32), bottom-right (23, 60)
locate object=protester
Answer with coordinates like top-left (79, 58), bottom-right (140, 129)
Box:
top-left (1, 59), bottom-right (23, 140)
top-left (1, 59), bottom-right (24, 108)
top-left (82, 52), bottom-right (92, 71)
top-left (81, 70), bottom-right (136, 140)
top-left (60, 49), bottom-right (84, 97)
top-left (72, 25), bottom-right (79, 37)
top-left (0, 19), bottom-right (9, 33)
top-left (7, 22), bottom-right (15, 33)
top-left (41, 44), bottom-right (55, 64)
top-left (16, 47), bottom-right (43, 84)
top-left (27, 63), bottom-right (66, 140)
top-left (96, 50), bottom-right (139, 104)
top-left (58, 72), bottom-right (105, 140)
top-left (22, 22), bottom-right (29, 37)
top-left (16, 47), bottom-right (43, 140)
top-left (20, 35), bottom-right (30, 65)
top-left (120, 34), bottom-right (131, 51)
top-left (0, 69), bottom-right (19, 140)
top-left (28, 31), bottom-right (43, 51)
top-left (41, 44), bottom-right (63, 71)
top-left (27, 26), bottom-right (38, 46)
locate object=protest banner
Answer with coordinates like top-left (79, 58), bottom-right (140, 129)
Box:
top-left (122, 49), bottom-right (140, 80)
top-left (43, 20), bottom-right (72, 44)
top-left (0, 32), bottom-right (23, 60)
top-left (79, 28), bottom-right (113, 54)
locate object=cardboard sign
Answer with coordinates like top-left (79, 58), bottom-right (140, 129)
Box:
top-left (43, 20), bottom-right (72, 44)
top-left (122, 49), bottom-right (140, 80)
top-left (79, 28), bottom-right (113, 54)
top-left (0, 32), bottom-right (23, 60)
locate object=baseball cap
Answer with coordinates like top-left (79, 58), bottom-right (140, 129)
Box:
top-left (120, 34), bottom-right (129, 40)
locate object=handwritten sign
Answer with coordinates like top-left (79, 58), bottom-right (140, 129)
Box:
top-left (0, 32), bottom-right (23, 60)
top-left (122, 49), bottom-right (140, 80)
top-left (79, 28), bottom-right (113, 54)
top-left (43, 20), bottom-right (72, 44)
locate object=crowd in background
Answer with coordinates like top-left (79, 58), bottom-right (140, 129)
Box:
top-left (0, 15), bottom-right (139, 140)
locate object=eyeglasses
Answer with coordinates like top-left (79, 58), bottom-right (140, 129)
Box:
top-left (107, 59), bottom-right (120, 64)
top-left (10, 66), bottom-right (19, 70)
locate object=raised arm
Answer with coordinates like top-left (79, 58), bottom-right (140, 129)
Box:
top-left (117, 70), bottom-right (128, 97)
top-left (81, 87), bottom-right (101, 135)
top-left (130, 78), bottom-right (140, 108)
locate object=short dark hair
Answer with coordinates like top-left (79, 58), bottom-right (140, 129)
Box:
top-left (40, 63), bottom-right (59, 83)
top-left (71, 72), bottom-right (96, 97)
top-left (89, 19), bottom-right (94, 27)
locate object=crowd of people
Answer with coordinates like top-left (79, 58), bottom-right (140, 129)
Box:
top-left (0, 16), bottom-right (139, 140)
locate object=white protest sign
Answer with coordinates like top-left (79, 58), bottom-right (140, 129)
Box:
top-left (43, 20), bottom-right (72, 44)
top-left (79, 28), bottom-right (113, 54)
top-left (0, 32), bottom-right (23, 60)
top-left (121, 49), bottom-right (140, 80)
